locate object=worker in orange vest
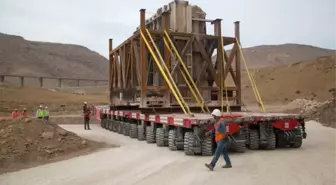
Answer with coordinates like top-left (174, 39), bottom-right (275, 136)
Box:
top-left (22, 108), bottom-right (27, 117)
top-left (12, 109), bottom-right (19, 118)
top-left (204, 109), bottom-right (232, 171)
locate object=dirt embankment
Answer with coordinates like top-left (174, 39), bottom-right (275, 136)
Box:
top-left (0, 118), bottom-right (111, 174)
top-left (0, 84), bottom-right (107, 116)
top-left (282, 96), bottom-right (335, 128)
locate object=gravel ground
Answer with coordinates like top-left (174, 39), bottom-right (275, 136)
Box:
top-left (0, 121), bottom-right (335, 185)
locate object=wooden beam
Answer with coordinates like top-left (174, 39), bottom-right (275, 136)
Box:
top-left (195, 40), bottom-right (216, 85)
top-left (194, 37), bottom-right (219, 86)
top-left (132, 41), bottom-right (141, 85)
top-left (170, 36), bottom-right (194, 75)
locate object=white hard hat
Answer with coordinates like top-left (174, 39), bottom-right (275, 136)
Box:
top-left (84, 102), bottom-right (87, 104)
top-left (211, 109), bottom-right (222, 117)
top-left (45, 106), bottom-right (48, 109)
top-left (39, 105), bottom-right (43, 108)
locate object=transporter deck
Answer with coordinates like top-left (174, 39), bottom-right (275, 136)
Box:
top-left (95, 106), bottom-right (304, 128)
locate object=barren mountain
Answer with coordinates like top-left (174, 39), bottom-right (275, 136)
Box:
top-left (0, 33), bottom-right (108, 79)
top-left (242, 55), bottom-right (336, 105)
top-left (214, 43), bottom-right (335, 68)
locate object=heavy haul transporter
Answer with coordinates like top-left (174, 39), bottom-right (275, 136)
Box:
top-left (96, 1), bottom-right (307, 156)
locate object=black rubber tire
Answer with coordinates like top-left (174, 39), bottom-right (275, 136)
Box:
top-left (156, 128), bottom-right (165, 147)
top-left (266, 129), bottom-right (276, 150)
top-left (118, 121), bottom-right (123, 134)
top-left (108, 121), bottom-right (113, 131)
top-left (112, 121), bottom-right (118, 132)
top-left (123, 122), bottom-right (130, 136)
top-left (184, 132), bottom-right (194, 155)
top-left (291, 128), bottom-right (303, 148)
top-left (231, 135), bottom-right (246, 153)
top-left (146, 126), bottom-right (156, 143)
top-left (101, 119), bottom-right (104, 128)
top-left (276, 131), bottom-right (286, 148)
top-left (249, 129), bottom-right (260, 150)
top-left (137, 126), bottom-right (145, 141)
top-left (130, 124), bottom-right (138, 138)
top-left (168, 129), bottom-right (178, 151)
top-left (201, 136), bottom-right (213, 156)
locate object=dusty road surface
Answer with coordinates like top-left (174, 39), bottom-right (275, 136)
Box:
top-left (0, 121), bottom-right (335, 185)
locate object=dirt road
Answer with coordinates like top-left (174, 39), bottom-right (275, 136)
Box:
top-left (0, 121), bottom-right (335, 185)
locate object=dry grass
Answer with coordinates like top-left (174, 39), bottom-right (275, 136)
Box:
top-left (0, 84), bottom-right (108, 116)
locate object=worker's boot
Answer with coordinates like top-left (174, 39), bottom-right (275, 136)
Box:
top-left (204, 164), bottom-right (214, 171)
top-left (222, 164), bottom-right (232, 168)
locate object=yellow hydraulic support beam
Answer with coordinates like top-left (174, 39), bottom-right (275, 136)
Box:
top-left (140, 30), bottom-right (190, 115)
top-left (163, 37), bottom-right (206, 113)
top-left (236, 41), bottom-right (266, 112)
top-left (163, 30), bottom-right (210, 113)
top-left (144, 29), bottom-right (193, 116)
top-left (220, 36), bottom-right (231, 113)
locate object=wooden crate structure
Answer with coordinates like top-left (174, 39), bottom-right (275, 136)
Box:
top-left (109, 1), bottom-right (242, 113)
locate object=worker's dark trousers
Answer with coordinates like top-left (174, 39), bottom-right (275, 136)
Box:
top-left (84, 119), bottom-right (90, 130)
top-left (210, 139), bottom-right (231, 167)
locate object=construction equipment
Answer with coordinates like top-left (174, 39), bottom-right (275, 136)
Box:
top-left (98, 1), bottom-right (307, 156)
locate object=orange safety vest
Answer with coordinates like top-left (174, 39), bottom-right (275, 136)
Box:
top-left (215, 118), bottom-right (226, 142)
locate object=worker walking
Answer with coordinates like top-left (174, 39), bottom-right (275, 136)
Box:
top-left (43, 106), bottom-right (49, 121)
top-left (36, 105), bottom-right (44, 119)
top-left (84, 108), bottom-right (91, 130)
top-left (12, 109), bottom-right (19, 118)
top-left (21, 108), bottom-right (27, 117)
top-left (205, 109), bottom-right (232, 171)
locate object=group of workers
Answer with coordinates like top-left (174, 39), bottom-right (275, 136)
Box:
top-left (11, 108), bottom-right (27, 118)
top-left (11, 105), bottom-right (49, 121)
top-left (36, 105), bottom-right (50, 121)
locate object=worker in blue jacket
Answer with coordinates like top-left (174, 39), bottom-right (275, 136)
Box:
top-left (205, 109), bottom-right (232, 171)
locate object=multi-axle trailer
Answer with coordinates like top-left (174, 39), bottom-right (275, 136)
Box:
top-left (97, 107), bottom-right (307, 156)
top-left (98, 1), bottom-right (307, 156)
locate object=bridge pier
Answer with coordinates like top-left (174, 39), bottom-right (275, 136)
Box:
top-left (20, 77), bottom-right (24, 87)
top-left (0, 76), bottom-right (4, 83)
top-left (39, 77), bottom-right (43, 87)
top-left (58, 79), bottom-right (62, 88)
top-left (76, 80), bottom-right (80, 87)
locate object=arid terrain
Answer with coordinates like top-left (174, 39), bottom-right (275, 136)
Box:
top-left (0, 33), bottom-right (108, 79)
top-left (0, 117), bottom-right (113, 175)
top-left (0, 32), bottom-right (335, 184)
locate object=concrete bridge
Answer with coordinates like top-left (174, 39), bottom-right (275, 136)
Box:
top-left (0, 74), bottom-right (108, 88)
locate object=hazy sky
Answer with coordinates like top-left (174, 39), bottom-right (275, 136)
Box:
top-left (1, 0), bottom-right (335, 58)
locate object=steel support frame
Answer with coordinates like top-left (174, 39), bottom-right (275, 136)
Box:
top-left (109, 8), bottom-right (242, 113)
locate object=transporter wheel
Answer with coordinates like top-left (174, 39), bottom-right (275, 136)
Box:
top-left (201, 136), bottom-right (213, 156)
top-left (109, 121), bottom-right (114, 131)
top-left (146, 126), bottom-right (156, 143)
top-left (275, 131), bottom-right (286, 148)
top-left (123, 122), bottom-right (130, 136)
top-left (249, 129), bottom-right (260, 150)
top-left (168, 129), bottom-right (177, 151)
top-left (184, 132), bottom-right (194, 155)
top-left (137, 125), bottom-right (145, 141)
top-left (291, 128), bottom-right (303, 148)
top-left (112, 121), bottom-right (118, 132)
top-left (266, 129), bottom-right (276, 150)
top-left (156, 128), bottom-right (165, 147)
top-left (130, 124), bottom-right (138, 138)
top-left (118, 122), bottom-right (124, 134)
top-left (101, 119), bottom-right (105, 128)
top-left (230, 135), bottom-right (247, 153)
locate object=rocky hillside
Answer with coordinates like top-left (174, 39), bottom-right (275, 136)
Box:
top-left (0, 33), bottom-right (108, 79)
top-left (214, 43), bottom-right (335, 68)
top-left (242, 55), bottom-right (336, 104)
